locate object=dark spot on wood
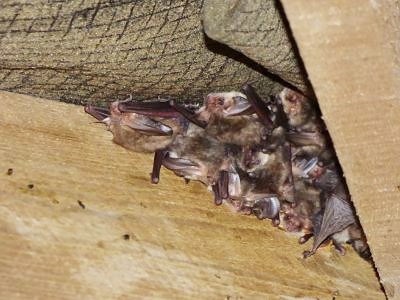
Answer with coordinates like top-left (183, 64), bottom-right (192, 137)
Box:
top-left (397, 185), bottom-right (400, 191)
top-left (27, 183), bottom-right (34, 189)
top-left (6, 168), bottom-right (13, 175)
top-left (214, 274), bottom-right (221, 279)
top-left (206, 211), bottom-right (214, 218)
top-left (52, 199), bottom-right (60, 204)
top-left (77, 200), bottom-right (86, 209)
top-left (97, 241), bottom-right (105, 249)
top-left (234, 234), bottom-right (242, 240)
top-left (123, 234), bottom-right (130, 240)
top-left (139, 202), bottom-right (147, 208)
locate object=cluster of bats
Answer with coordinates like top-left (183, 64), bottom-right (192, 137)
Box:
top-left (85, 84), bottom-right (371, 260)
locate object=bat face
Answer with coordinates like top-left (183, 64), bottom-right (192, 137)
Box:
top-left (280, 88), bottom-right (314, 129)
top-left (204, 91), bottom-right (250, 117)
top-left (281, 201), bottom-right (314, 233)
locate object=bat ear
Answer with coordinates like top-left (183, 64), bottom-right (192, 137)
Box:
top-left (224, 96), bottom-right (253, 116)
top-left (302, 157), bottom-right (319, 177)
top-left (122, 115), bottom-right (173, 136)
top-left (84, 105), bottom-right (110, 122)
top-left (252, 196), bottom-right (280, 220)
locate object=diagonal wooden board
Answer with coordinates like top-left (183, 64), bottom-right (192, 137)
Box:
top-left (281, 1), bottom-right (400, 298)
top-left (0, 91), bottom-right (383, 299)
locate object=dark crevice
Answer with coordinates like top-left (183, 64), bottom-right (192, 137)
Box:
top-left (203, 33), bottom-right (301, 94)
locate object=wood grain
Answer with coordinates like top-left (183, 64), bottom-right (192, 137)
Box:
top-left (0, 0), bottom-right (285, 105)
top-left (281, 1), bottom-right (400, 298)
top-left (0, 92), bottom-right (383, 299)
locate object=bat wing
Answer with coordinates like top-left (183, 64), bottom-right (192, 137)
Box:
top-left (118, 100), bottom-right (180, 118)
top-left (162, 155), bottom-right (203, 178)
top-left (286, 131), bottom-right (322, 147)
top-left (308, 188), bottom-right (355, 256)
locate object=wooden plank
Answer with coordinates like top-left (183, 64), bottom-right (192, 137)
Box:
top-left (0, 91), bottom-right (383, 298)
top-left (281, 1), bottom-right (400, 298)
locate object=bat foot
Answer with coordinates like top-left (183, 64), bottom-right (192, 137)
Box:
top-left (333, 241), bottom-right (346, 256)
top-left (151, 150), bottom-right (166, 184)
top-left (212, 184), bottom-right (223, 206)
top-left (214, 197), bottom-right (223, 206)
top-left (298, 233), bottom-right (313, 244)
top-left (272, 217), bottom-right (280, 227)
top-left (335, 247), bottom-right (346, 256)
top-left (302, 250), bottom-right (315, 259)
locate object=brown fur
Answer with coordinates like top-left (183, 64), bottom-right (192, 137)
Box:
top-left (206, 115), bottom-right (263, 146)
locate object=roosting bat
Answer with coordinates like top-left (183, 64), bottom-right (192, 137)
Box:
top-left (84, 84), bottom-right (370, 261)
top-left (303, 183), bottom-right (356, 258)
top-left (86, 98), bottom-right (235, 204)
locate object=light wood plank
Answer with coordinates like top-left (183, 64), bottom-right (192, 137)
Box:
top-left (281, 1), bottom-right (400, 298)
top-left (0, 91), bottom-right (383, 299)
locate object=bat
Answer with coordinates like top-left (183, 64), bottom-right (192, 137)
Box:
top-left (84, 85), bottom-right (371, 261)
top-left (303, 183), bottom-right (355, 258)
top-left (194, 91), bottom-right (267, 147)
top-left (279, 88), bottom-right (316, 131)
top-left (85, 100), bottom-right (183, 153)
top-left (332, 223), bottom-right (371, 260)
top-left (164, 125), bottom-right (236, 205)
top-left (279, 88), bottom-right (332, 161)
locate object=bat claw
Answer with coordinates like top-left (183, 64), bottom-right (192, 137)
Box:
top-left (169, 100), bottom-right (207, 128)
top-left (272, 217), bottom-right (280, 227)
top-left (298, 233), bottom-right (313, 244)
top-left (302, 250), bottom-right (315, 259)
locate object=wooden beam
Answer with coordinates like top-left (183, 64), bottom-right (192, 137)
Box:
top-left (0, 92), bottom-right (384, 298)
top-left (281, 1), bottom-right (400, 298)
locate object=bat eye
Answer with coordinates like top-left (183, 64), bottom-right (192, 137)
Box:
top-left (218, 97), bottom-right (224, 105)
